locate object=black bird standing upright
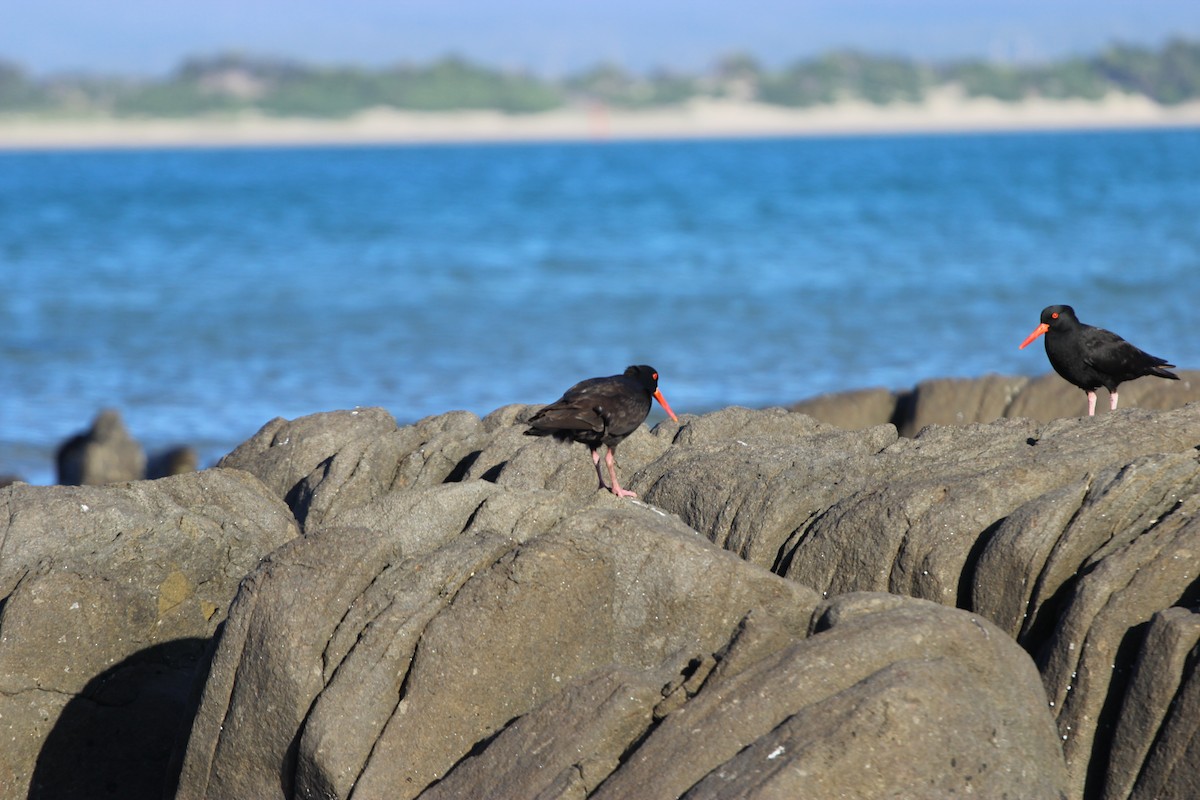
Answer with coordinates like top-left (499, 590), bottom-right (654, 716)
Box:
top-left (1019, 304), bottom-right (1179, 416)
top-left (526, 365), bottom-right (678, 498)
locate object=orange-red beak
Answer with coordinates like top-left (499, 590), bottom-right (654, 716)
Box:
top-left (653, 388), bottom-right (678, 422)
top-left (1019, 322), bottom-right (1050, 350)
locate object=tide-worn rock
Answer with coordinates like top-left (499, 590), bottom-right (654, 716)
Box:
top-left (1103, 607), bottom-right (1200, 800)
top-left (775, 408), bottom-right (1200, 606)
top-left (55, 408), bottom-right (146, 485)
top-left (638, 407), bottom-right (898, 571)
top-left (0, 469), bottom-right (299, 800)
top-left (637, 409), bottom-right (1042, 595)
top-left (792, 371), bottom-right (1200, 434)
top-left (221, 405), bottom-right (682, 532)
top-left (289, 409), bottom-right (491, 529)
top-left (788, 386), bottom-right (899, 431)
top-left (218, 406), bottom-right (398, 502)
top-left (892, 374), bottom-right (1030, 437)
top-left (481, 409), bottom-right (680, 498)
top-left (500, 404), bottom-right (1200, 624)
top-left (1037, 485), bottom-right (1200, 800)
top-left (146, 444), bottom-right (200, 478)
top-left (963, 447), bottom-right (1200, 795)
top-left (237, 403), bottom-right (684, 533)
top-left (973, 452), bottom-right (1200, 644)
top-left (173, 482), bottom-right (1068, 800)
top-left (595, 593), bottom-right (1067, 800)
top-left (419, 664), bottom-right (672, 800)
top-left (174, 483), bottom-right (819, 800)
top-left (620, 404), bottom-right (1200, 799)
top-left (964, 447), bottom-right (1200, 800)
top-left (16, 395), bottom-right (1200, 800)
top-left (1007, 372), bottom-right (1200, 422)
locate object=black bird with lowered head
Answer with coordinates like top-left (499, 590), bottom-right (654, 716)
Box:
top-left (1019, 304), bottom-right (1179, 416)
top-left (526, 365), bottom-right (678, 498)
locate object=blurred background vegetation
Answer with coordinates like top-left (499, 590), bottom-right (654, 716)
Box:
top-left (2, 38), bottom-right (1198, 118)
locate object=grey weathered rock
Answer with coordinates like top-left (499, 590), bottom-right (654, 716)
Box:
top-left (175, 484), bottom-right (822, 799)
top-left (289, 408), bottom-right (491, 529)
top-left (10, 392), bottom-right (1200, 800)
top-left (892, 373), bottom-right (1031, 436)
top-left (1036, 481), bottom-right (1200, 799)
top-left (146, 444), bottom-right (200, 478)
top-left (55, 408), bottom-right (147, 485)
top-left (225, 404), bottom-right (682, 531)
top-left (1103, 606), bottom-right (1200, 800)
top-left (599, 593), bottom-right (1068, 800)
top-left (787, 385), bottom-right (899, 431)
top-left (1006, 371), bottom-right (1200, 422)
top-left (631, 405), bottom-right (1200, 800)
top-left (483, 408), bottom-right (680, 498)
top-left (52, 409), bottom-right (203, 485)
top-left (765, 408), bottom-right (1200, 608)
top-left (974, 452), bottom-right (1200, 645)
top-left (963, 445), bottom-right (1200, 793)
top-left (218, 406), bottom-right (399, 503)
top-left (638, 407), bottom-right (898, 571)
top-left (792, 371), bottom-right (1200, 434)
top-left (419, 665), bottom-right (670, 799)
top-left (0, 469), bottom-right (299, 800)
top-left (173, 482), bottom-right (1068, 800)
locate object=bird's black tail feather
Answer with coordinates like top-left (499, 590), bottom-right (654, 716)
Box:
top-left (1151, 365), bottom-right (1180, 380)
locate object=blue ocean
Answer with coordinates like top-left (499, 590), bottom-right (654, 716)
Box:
top-left (2, 129), bottom-right (1199, 485)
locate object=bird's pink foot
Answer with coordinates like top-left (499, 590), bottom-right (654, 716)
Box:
top-left (605, 448), bottom-right (637, 498)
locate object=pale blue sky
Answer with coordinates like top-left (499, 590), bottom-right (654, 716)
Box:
top-left (3, 0), bottom-right (1200, 77)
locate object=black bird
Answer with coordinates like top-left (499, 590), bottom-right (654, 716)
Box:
top-left (1019, 304), bottom-right (1179, 416)
top-left (526, 365), bottom-right (678, 498)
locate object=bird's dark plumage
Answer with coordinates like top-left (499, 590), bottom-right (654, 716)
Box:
top-left (526, 365), bottom-right (678, 497)
top-left (1019, 304), bottom-right (1178, 415)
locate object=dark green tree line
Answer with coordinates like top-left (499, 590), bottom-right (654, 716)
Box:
top-left (1, 39), bottom-right (1198, 118)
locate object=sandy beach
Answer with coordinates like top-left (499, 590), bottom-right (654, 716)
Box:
top-left (3, 88), bottom-right (1200, 150)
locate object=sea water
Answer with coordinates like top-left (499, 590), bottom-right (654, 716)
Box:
top-left (2, 129), bottom-right (1198, 483)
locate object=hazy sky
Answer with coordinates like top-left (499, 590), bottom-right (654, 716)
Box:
top-left (4, 0), bottom-right (1200, 77)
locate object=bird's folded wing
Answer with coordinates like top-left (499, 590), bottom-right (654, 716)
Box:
top-left (1080, 328), bottom-right (1130, 371)
top-left (529, 409), bottom-right (605, 433)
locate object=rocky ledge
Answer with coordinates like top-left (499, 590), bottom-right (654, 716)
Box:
top-left (3, 375), bottom-right (1200, 800)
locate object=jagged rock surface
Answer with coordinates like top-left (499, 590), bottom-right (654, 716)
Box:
top-left (8, 385), bottom-right (1200, 800)
top-left (791, 370), bottom-right (1200, 434)
top-left (0, 469), bottom-right (298, 800)
top-left (174, 483), bottom-right (1067, 800)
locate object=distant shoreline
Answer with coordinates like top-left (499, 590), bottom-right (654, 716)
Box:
top-left (3, 90), bottom-right (1200, 151)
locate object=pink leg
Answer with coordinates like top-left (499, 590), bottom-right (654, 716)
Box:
top-left (605, 448), bottom-right (637, 498)
top-left (1110, 390), bottom-right (1119, 411)
top-left (591, 448), bottom-right (608, 491)
top-left (1087, 391), bottom-right (1097, 416)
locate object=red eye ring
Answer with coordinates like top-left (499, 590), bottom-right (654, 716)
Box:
top-left (1051, 312), bottom-right (1059, 319)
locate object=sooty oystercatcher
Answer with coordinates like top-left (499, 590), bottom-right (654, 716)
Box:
top-left (1019, 304), bottom-right (1178, 416)
top-left (526, 365), bottom-right (678, 498)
